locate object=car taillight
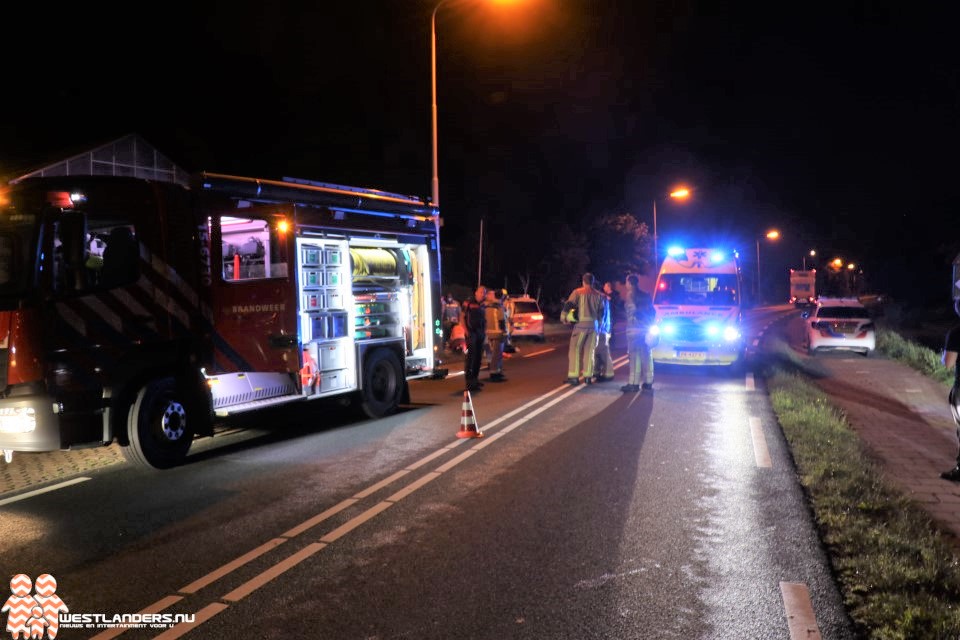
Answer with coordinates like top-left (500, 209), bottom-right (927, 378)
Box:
top-left (531, 314), bottom-right (543, 320)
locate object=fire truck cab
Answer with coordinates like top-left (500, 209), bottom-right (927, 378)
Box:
top-left (0, 170), bottom-right (443, 468)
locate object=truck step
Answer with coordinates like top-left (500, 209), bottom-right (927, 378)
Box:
top-left (214, 394), bottom-right (305, 417)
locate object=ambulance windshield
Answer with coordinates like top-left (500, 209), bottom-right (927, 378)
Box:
top-left (654, 274), bottom-right (740, 306)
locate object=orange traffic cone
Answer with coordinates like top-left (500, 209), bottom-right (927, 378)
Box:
top-left (457, 390), bottom-right (484, 438)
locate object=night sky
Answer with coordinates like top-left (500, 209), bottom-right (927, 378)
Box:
top-left (2, 1), bottom-right (956, 305)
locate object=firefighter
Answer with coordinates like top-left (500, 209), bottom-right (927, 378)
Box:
top-left (562, 272), bottom-right (604, 385)
top-left (484, 289), bottom-right (508, 381)
top-left (621, 274), bottom-right (656, 392)
top-left (462, 285), bottom-right (487, 392)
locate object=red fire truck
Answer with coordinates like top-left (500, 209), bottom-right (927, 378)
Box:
top-left (0, 171), bottom-right (444, 468)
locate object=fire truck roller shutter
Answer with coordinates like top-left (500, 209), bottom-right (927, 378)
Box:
top-left (350, 247), bottom-right (399, 278)
top-left (407, 248), bottom-right (424, 350)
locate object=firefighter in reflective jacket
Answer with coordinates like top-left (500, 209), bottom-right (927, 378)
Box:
top-left (562, 272), bottom-right (604, 385)
top-left (484, 289), bottom-right (507, 382)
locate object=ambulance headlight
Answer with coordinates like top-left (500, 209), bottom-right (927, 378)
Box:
top-left (0, 407), bottom-right (36, 433)
top-left (723, 325), bottom-right (741, 341)
top-left (659, 322), bottom-right (677, 336)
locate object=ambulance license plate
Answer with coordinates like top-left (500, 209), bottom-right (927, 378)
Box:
top-left (677, 351), bottom-right (706, 361)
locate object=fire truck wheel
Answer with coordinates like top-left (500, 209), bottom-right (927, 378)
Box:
top-left (123, 378), bottom-right (194, 469)
top-left (360, 349), bottom-right (404, 419)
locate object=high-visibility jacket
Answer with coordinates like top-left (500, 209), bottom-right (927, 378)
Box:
top-left (484, 302), bottom-right (506, 335)
top-left (565, 285), bottom-right (604, 328)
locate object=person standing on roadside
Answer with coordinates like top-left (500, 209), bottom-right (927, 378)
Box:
top-left (594, 281), bottom-right (615, 382)
top-left (484, 289), bottom-right (508, 381)
top-left (462, 285), bottom-right (487, 392)
top-left (939, 298), bottom-right (960, 481)
top-left (621, 274), bottom-right (656, 393)
top-left (562, 272), bottom-right (604, 385)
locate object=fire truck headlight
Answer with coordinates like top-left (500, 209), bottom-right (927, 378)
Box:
top-left (723, 325), bottom-right (741, 342)
top-left (0, 407), bottom-right (37, 433)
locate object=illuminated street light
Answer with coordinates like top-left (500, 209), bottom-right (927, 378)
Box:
top-left (755, 229), bottom-right (780, 303)
top-left (803, 249), bottom-right (816, 270)
top-left (652, 187), bottom-right (691, 269)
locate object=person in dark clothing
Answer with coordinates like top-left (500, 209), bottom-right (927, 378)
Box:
top-left (462, 285), bottom-right (487, 392)
top-left (939, 299), bottom-right (960, 481)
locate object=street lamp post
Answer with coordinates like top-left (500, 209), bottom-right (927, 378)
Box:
top-left (429, 0), bottom-right (449, 208)
top-left (652, 188), bottom-right (690, 269)
top-left (755, 229), bottom-right (780, 303)
top-left (803, 249), bottom-right (816, 270)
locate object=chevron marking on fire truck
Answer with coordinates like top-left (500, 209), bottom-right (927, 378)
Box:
top-left (109, 287), bottom-right (152, 318)
top-left (79, 295), bottom-right (124, 333)
top-left (55, 302), bottom-right (86, 337)
top-left (151, 251), bottom-right (202, 310)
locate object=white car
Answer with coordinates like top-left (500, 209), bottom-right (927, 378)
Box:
top-left (505, 295), bottom-right (545, 341)
top-left (803, 297), bottom-right (876, 356)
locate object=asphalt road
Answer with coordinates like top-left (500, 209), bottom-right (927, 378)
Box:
top-left (0, 310), bottom-right (855, 639)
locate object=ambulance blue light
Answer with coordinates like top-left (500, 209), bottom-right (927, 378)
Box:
top-left (710, 251), bottom-right (726, 263)
top-left (667, 246), bottom-right (685, 257)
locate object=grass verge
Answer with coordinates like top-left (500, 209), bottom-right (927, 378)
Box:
top-left (876, 326), bottom-right (954, 386)
top-left (762, 338), bottom-right (960, 638)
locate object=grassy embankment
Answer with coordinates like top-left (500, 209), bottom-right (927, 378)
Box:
top-left (762, 327), bottom-right (960, 639)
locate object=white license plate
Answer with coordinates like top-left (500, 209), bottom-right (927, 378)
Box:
top-left (677, 351), bottom-right (706, 360)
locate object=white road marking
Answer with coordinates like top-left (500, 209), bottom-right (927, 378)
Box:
top-left (0, 477), bottom-right (91, 506)
top-left (750, 416), bottom-right (772, 468)
top-left (523, 347), bottom-right (555, 358)
top-left (780, 581), bottom-right (822, 639)
top-left (745, 373), bottom-right (755, 391)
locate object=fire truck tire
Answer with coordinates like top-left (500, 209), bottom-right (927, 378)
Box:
top-left (360, 349), bottom-right (404, 419)
top-left (123, 377), bottom-right (195, 469)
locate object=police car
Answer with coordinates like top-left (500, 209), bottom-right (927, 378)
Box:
top-left (505, 295), bottom-right (545, 341)
top-left (802, 297), bottom-right (876, 356)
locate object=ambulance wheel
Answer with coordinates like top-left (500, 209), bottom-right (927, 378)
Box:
top-left (123, 377), bottom-right (194, 469)
top-left (360, 349), bottom-right (404, 419)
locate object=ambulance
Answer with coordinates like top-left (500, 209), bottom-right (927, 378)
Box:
top-left (650, 246), bottom-right (744, 366)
